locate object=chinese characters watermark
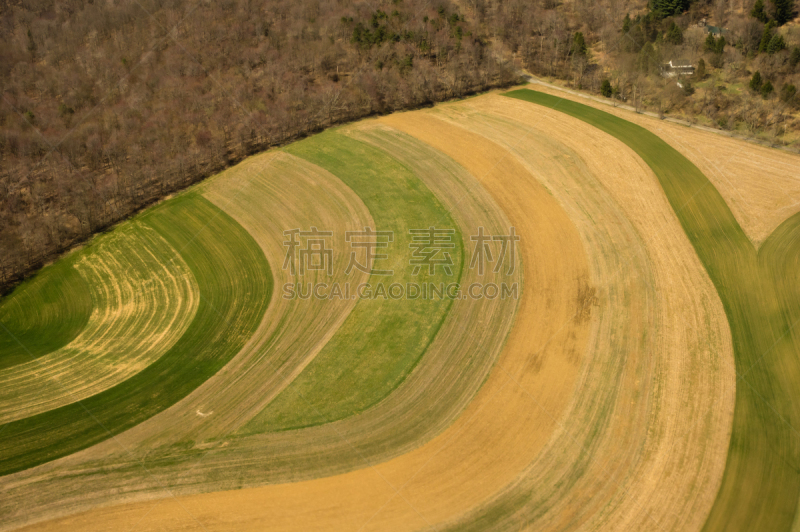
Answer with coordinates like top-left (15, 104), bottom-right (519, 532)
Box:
top-left (281, 225), bottom-right (520, 300)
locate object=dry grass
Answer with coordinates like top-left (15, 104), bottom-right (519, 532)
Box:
top-left (14, 100), bottom-right (594, 531)
top-left (5, 87), bottom-right (764, 531)
top-left (428, 95), bottom-right (734, 531)
top-left (0, 150), bottom-right (374, 528)
top-left (1, 126), bottom-right (521, 530)
top-left (524, 82), bottom-right (800, 248)
top-left (504, 88), bottom-right (800, 531)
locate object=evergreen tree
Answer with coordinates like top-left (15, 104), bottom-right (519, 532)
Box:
top-left (704, 33), bottom-right (717, 52)
top-left (695, 58), bottom-right (706, 79)
top-left (641, 13), bottom-right (660, 41)
top-left (751, 0), bottom-right (770, 22)
top-left (758, 22), bottom-right (776, 53)
top-left (750, 70), bottom-right (763, 91)
top-left (638, 42), bottom-right (658, 73)
top-left (791, 47), bottom-right (800, 67)
top-left (767, 33), bottom-right (787, 53)
top-left (666, 21), bottom-right (684, 44)
top-left (601, 79), bottom-right (613, 97)
top-left (572, 32), bottom-right (588, 56)
top-left (780, 83), bottom-right (797, 103)
top-left (715, 36), bottom-right (726, 54)
top-left (622, 13), bottom-right (631, 33)
top-left (26, 28), bottom-right (36, 58)
top-left (623, 23), bottom-right (646, 52)
top-left (772, 0), bottom-right (795, 25)
top-left (761, 79), bottom-right (774, 97)
top-left (649, 0), bottom-right (690, 19)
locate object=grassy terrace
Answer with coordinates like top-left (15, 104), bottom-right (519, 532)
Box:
top-left (0, 221), bottom-right (202, 423)
top-left (0, 257), bottom-right (92, 371)
top-left (0, 193), bottom-right (272, 476)
top-left (243, 130), bottom-right (463, 432)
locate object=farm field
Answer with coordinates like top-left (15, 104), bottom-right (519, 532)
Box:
top-left (0, 85), bottom-right (799, 532)
top-left (505, 89), bottom-right (800, 531)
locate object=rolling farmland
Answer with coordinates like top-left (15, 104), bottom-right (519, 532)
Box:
top-left (1, 85), bottom-right (799, 531)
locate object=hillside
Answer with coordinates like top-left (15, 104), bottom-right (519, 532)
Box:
top-left (4, 0), bottom-right (800, 529)
top-left (3, 0), bottom-right (799, 293)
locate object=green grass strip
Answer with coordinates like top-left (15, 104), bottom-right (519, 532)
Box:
top-left (0, 256), bottom-right (92, 370)
top-left (0, 193), bottom-right (272, 476)
top-left (243, 130), bottom-right (463, 432)
top-left (495, 89), bottom-right (800, 531)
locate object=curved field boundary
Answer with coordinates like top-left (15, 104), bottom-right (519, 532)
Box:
top-left (505, 88), bottom-right (800, 532)
top-left (243, 130), bottom-right (464, 432)
top-left (0, 128), bottom-right (522, 531)
top-left (428, 94), bottom-right (733, 531)
top-left (2, 136), bottom-right (506, 521)
top-left (178, 124), bottom-right (521, 480)
top-left (0, 193), bottom-right (272, 477)
top-left (0, 255), bottom-right (92, 370)
top-left (19, 107), bottom-right (596, 531)
top-left (0, 226), bottom-right (199, 423)
top-left (82, 151), bottom-right (376, 450)
top-left (183, 151), bottom-right (375, 439)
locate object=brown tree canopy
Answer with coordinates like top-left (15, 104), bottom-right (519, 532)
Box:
top-left (0, 0), bottom-right (517, 291)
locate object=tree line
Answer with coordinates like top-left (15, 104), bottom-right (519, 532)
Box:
top-left (2, 0), bottom-right (798, 293)
top-left (0, 0), bottom-right (516, 293)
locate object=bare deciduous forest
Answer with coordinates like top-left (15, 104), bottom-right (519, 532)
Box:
top-left (1, 0), bottom-right (798, 292)
top-left (0, 0), bottom-right (518, 291)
